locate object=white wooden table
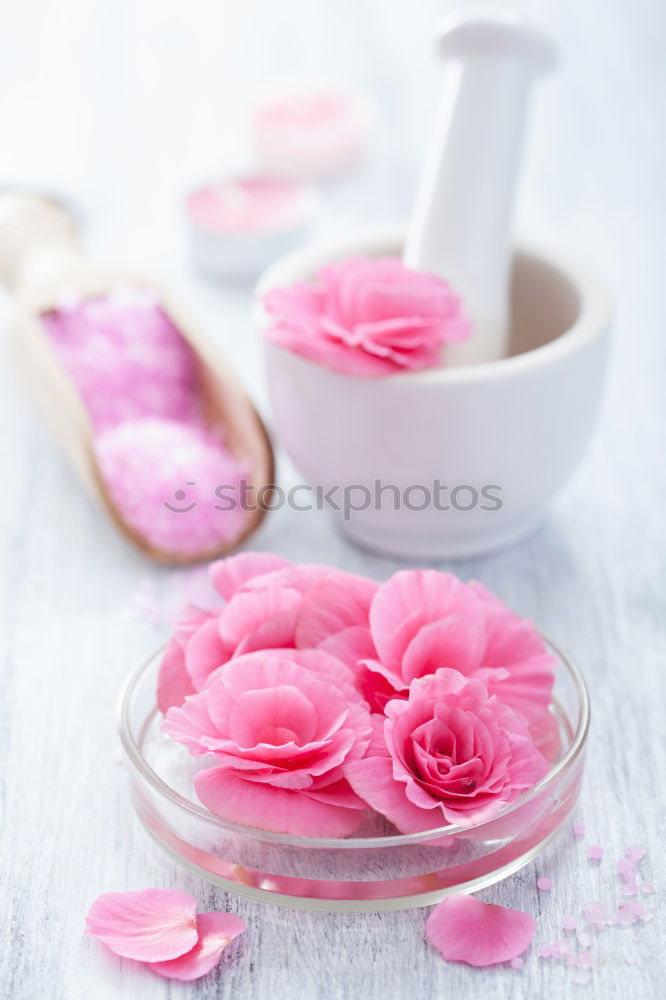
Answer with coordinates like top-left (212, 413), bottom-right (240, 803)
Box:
top-left (1, 1), bottom-right (664, 997)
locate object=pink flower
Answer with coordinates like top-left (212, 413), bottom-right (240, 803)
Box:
top-left (157, 553), bottom-right (375, 713)
top-left (426, 894), bottom-right (536, 967)
top-left (345, 669), bottom-right (548, 832)
top-left (357, 571), bottom-right (554, 720)
top-left (163, 649), bottom-right (373, 837)
top-left (262, 256), bottom-right (470, 376)
top-left (85, 889), bottom-right (246, 981)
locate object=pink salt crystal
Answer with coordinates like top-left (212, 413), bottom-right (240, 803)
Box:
top-left (640, 882), bottom-right (655, 896)
top-left (626, 844), bottom-right (647, 863)
top-left (537, 877), bottom-right (552, 891)
top-left (510, 957), bottom-right (524, 970)
top-left (588, 845), bottom-right (604, 862)
top-left (582, 901), bottom-right (608, 926)
top-left (617, 857), bottom-right (636, 880)
top-left (620, 883), bottom-right (637, 897)
top-left (617, 904), bottom-right (637, 926)
top-left (578, 952), bottom-right (594, 969)
top-left (557, 938), bottom-right (573, 956)
top-left (640, 909), bottom-right (655, 923)
top-left (577, 930), bottom-right (593, 948)
top-left (565, 953), bottom-right (579, 967)
top-left (573, 823), bottom-right (586, 838)
top-left (562, 916), bottom-right (578, 932)
top-left (537, 945), bottom-right (552, 959)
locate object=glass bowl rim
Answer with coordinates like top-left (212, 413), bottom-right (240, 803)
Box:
top-left (117, 634), bottom-right (589, 850)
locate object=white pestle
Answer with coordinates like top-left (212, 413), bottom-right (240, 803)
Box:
top-left (403, 12), bottom-right (558, 366)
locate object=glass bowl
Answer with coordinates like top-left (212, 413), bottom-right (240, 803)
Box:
top-left (118, 638), bottom-right (589, 913)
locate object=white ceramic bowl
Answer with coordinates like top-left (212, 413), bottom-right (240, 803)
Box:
top-left (256, 228), bottom-right (611, 558)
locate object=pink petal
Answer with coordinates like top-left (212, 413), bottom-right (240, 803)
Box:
top-left (426, 895), bottom-right (536, 967)
top-left (184, 617), bottom-right (227, 690)
top-left (344, 754), bottom-right (443, 834)
top-left (401, 614), bottom-right (485, 684)
top-left (295, 573), bottom-right (377, 649)
top-left (157, 637), bottom-right (196, 715)
top-left (85, 889), bottom-right (198, 962)
top-left (370, 571), bottom-right (474, 673)
top-left (210, 552), bottom-right (292, 600)
top-left (318, 625), bottom-right (377, 669)
top-left (147, 911), bottom-right (246, 981)
top-left (194, 767), bottom-right (363, 837)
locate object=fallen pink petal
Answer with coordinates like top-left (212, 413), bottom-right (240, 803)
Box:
top-left (85, 889), bottom-right (198, 962)
top-left (425, 894), bottom-right (536, 968)
top-left (146, 912), bottom-right (246, 981)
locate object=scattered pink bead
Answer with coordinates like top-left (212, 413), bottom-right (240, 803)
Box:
top-left (588, 845), bottom-right (604, 862)
top-left (562, 916), bottom-right (578, 932)
top-left (626, 844), bottom-right (647, 863)
top-left (537, 877), bottom-right (552, 891)
top-left (510, 957), bottom-right (524, 970)
top-left (573, 823), bottom-right (586, 838)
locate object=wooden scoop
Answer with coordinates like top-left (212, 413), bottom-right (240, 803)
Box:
top-left (0, 190), bottom-right (274, 564)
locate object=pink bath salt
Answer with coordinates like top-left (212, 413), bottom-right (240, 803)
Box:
top-left (640, 882), bottom-right (655, 896)
top-left (562, 916), bottom-right (578, 932)
top-left (43, 289), bottom-right (198, 431)
top-left (576, 930), bottom-right (593, 948)
top-left (510, 957), bottom-right (524, 970)
top-left (577, 951), bottom-right (594, 969)
top-left (95, 418), bottom-right (249, 556)
top-left (537, 945), bottom-right (551, 959)
top-left (252, 87), bottom-right (368, 180)
top-left (573, 823), bottom-right (586, 838)
top-left (626, 844), bottom-right (646, 863)
top-left (620, 883), bottom-right (637, 897)
top-left (537, 877), bottom-right (552, 891)
top-left (588, 845), bottom-right (604, 862)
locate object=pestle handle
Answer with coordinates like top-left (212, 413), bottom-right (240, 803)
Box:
top-left (404, 13), bottom-right (558, 366)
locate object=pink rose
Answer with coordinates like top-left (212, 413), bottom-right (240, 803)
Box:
top-left (163, 649), bottom-right (372, 837)
top-left (157, 553), bottom-right (375, 713)
top-left (262, 256), bottom-right (470, 376)
top-left (345, 669), bottom-right (549, 832)
top-left (296, 569), bottom-right (555, 722)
